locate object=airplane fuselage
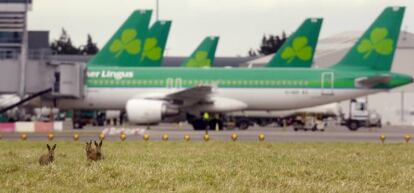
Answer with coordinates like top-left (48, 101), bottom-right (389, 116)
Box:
top-left (57, 67), bottom-right (412, 111)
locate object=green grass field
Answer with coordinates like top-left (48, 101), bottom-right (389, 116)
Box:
top-left (1, 141), bottom-right (414, 193)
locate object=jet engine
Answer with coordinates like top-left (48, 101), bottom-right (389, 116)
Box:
top-left (126, 99), bottom-right (179, 124)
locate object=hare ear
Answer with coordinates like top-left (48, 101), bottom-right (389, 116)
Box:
top-left (52, 144), bottom-right (56, 150)
top-left (47, 144), bottom-right (51, 151)
top-left (94, 141), bottom-right (98, 147)
top-left (99, 140), bottom-right (103, 147)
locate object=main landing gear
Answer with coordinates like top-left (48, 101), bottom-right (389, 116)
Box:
top-left (187, 114), bottom-right (224, 131)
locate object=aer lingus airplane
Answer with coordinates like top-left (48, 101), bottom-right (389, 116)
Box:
top-left (57, 7), bottom-right (412, 130)
top-left (181, 36), bottom-right (220, 67)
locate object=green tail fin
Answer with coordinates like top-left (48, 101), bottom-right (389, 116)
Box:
top-left (266, 18), bottom-right (323, 68)
top-left (138, 20), bottom-right (172, 66)
top-left (88, 10), bottom-right (152, 67)
top-left (182, 36), bottom-right (219, 67)
top-left (332, 7), bottom-right (405, 71)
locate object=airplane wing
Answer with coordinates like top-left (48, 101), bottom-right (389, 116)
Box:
top-left (166, 86), bottom-right (247, 112)
top-left (355, 75), bottom-right (391, 88)
top-left (136, 85), bottom-right (246, 111)
top-left (166, 85), bottom-right (212, 101)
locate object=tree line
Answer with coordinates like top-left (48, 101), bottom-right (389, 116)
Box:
top-left (248, 32), bottom-right (288, 57)
top-left (51, 28), bottom-right (287, 57)
top-left (50, 28), bottom-right (99, 55)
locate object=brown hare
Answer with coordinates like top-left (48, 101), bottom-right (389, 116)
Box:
top-left (85, 140), bottom-right (93, 157)
top-left (86, 140), bottom-right (104, 161)
top-left (39, 144), bottom-right (56, 165)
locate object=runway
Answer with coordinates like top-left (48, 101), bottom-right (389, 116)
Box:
top-left (1, 123), bottom-right (414, 143)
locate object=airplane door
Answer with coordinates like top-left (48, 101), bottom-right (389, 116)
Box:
top-left (321, 72), bottom-right (334, 96)
top-left (175, 78), bottom-right (182, 88)
top-left (166, 78), bottom-right (182, 89)
top-left (166, 78), bottom-right (174, 89)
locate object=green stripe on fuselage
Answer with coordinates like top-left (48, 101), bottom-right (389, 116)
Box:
top-left (86, 67), bottom-right (412, 89)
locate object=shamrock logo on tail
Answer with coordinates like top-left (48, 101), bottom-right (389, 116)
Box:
top-left (357, 28), bottom-right (394, 59)
top-left (187, 51), bottom-right (211, 67)
top-left (110, 29), bottom-right (141, 58)
top-left (141, 38), bottom-right (162, 62)
top-left (281, 36), bottom-right (313, 64)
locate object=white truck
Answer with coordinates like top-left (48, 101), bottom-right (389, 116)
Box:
top-left (340, 99), bottom-right (382, 131)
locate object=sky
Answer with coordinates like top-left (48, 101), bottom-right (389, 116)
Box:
top-left (27, 0), bottom-right (414, 57)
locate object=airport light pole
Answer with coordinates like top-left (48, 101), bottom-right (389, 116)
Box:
top-left (156, 0), bottom-right (159, 21)
top-left (19, 0), bottom-right (29, 97)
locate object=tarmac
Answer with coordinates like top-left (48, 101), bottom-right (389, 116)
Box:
top-left (1, 123), bottom-right (414, 143)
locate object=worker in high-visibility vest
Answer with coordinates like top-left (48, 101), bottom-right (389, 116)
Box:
top-left (203, 112), bottom-right (210, 120)
top-left (203, 112), bottom-right (210, 134)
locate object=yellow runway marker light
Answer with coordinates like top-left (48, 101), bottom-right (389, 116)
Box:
top-left (143, 134), bottom-right (150, 141)
top-left (120, 132), bottom-right (127, 141)
top-left (203, 134), bottom-right (210, 142)
top-left (47, 133), bottom-right (54, 141)
top-left (259, 134), bottom-right (265, 142)
top-left (379, 135), bottom-right (386, 144)
top-left (99, 133), bottom-right (105, 140)
top-left (20, 133), bottom-right (28, 141)
top-left (162, 134), bottom-right (169, 141)
top-left (73, 133), bottom-right (79, 141)
top-left (184, 134), bottom-right (190, 142)
top-left (231, 133), bottom-right (238, 141)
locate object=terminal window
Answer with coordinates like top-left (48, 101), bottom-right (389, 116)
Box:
top-left (0, 0), bottom-right (32, 3)
top-left (0, 32), bottom-right (22, 44)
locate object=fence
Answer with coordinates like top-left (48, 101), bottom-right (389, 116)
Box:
top-left (0, 122), bottom-right (63, 132)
